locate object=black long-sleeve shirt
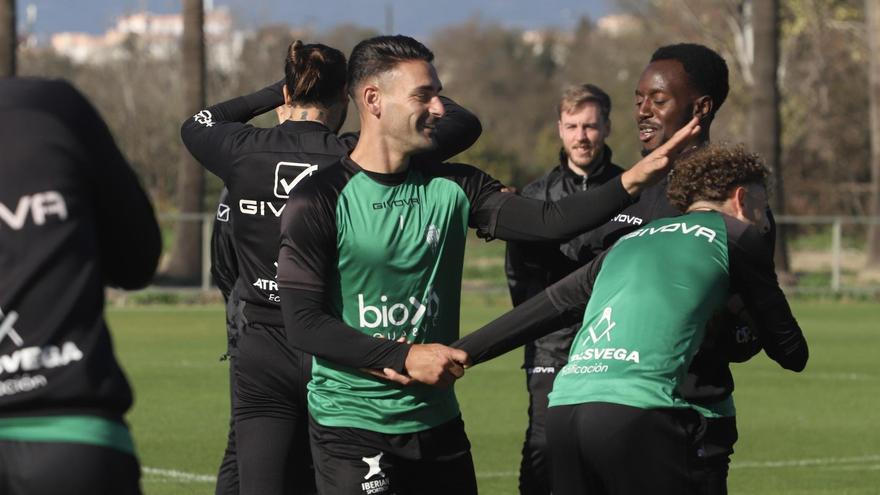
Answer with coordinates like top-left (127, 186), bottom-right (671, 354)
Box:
top-left (181, 81), bottom-right (483, 326)
top-left (0, 78), bottom-right (160, 419)
top-left (505, 146), bottom-right (624, 368)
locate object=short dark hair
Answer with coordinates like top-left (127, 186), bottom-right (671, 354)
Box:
top-left (667, 144), bottom-right (769, 212)
top-left (558, 83), bottom-right (611, 122)
top-left (650, 43), bottom-right (729, 118)
top-left (284, 40), bottom-right (347, 107)
top-left (347, 35), bottom-right (434, 96)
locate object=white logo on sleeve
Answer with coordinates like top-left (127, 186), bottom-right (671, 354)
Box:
top-left (193, 110), bottom-right (214, 127)
top-left (274, 162), bottom-right (318, 199)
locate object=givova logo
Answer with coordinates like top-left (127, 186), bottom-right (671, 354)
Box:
top-left (358, 290), bottom-right (440, 340)
top-left (0, 191), bottom-right (67, 231)
top-left (620, 221), bottom-right (717, 243)
top-left (274, 162), bottom-right (318, 199)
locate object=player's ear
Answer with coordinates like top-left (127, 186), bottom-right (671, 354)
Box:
top-left (363, 85), bottom-right (381, 118)
top-left (693, 95), bottom-right (713, 122)
top-left (282, 84), bottom-right (292, 106)
top-left (732, 186), bottom-right (748, 215)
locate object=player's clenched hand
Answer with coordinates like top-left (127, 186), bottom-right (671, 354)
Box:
top-left (404, 344), bottom-right (470, 388)
top-left (620, 117), bottom-right (701, 196)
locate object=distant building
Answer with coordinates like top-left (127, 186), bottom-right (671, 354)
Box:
top-left (596, 14), bottom-right (639, 37)
top-left (50, 7), bottom-right (245, 71)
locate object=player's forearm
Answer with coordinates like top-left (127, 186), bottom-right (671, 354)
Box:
top-left (491, 177), bottom-right (632, 242)
top-left (415, 96), bottom-right (482, 163)
top-left (456, 259), bottom-right (595, 365)
top-left (746, 293), bottom-right (808, 372)
top-left (280, 288), bottom-right (411, 372)
top-left (453, 291), bottom-right (564, 365)
top-left (204, 80), bottom-right (285, 124)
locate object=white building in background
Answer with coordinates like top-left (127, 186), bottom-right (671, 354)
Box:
top-left (50, 7), bottom-right (245, 71)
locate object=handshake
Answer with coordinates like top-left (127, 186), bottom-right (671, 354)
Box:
top-left (363, 343), bottom-right (471, 388)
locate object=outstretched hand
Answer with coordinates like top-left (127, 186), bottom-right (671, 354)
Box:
top-left (620, 117), bottom-right (701, 196)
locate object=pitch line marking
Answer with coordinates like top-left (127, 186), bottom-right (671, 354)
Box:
top-left (143, 454), bottom-right (880, 483)
top-left (731, 454), bottom-right (880, 469)
top-left (142, 467), bottom-right (217, 483)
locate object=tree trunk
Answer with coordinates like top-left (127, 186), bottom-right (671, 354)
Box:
top-left (0, 0), bottom-right (15, 77)
top-left (163, 0), bottom-right (206, 284)
top-left (866, 0), bottom-right (880, 266)
top-left (750, 0), bottom-right (791, 275)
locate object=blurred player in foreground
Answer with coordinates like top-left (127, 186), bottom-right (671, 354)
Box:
top-left (0, 78), bottom-right (161, 495)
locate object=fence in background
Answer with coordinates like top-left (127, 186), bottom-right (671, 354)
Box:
top-left (154, 214), bottom-right (880, 296)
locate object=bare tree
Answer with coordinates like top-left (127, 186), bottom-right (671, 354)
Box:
top-left (750, 0), bottom-right (791, 274)
top-left (0, 0), bottom-right (14, 76)
top-left (163, 0), bottom-right (206, 283)
top-left (867, 0), bottom-right (880, 266)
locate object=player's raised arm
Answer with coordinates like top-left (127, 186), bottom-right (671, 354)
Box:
top-left (411, 95), bottom-right (482, 163)
top-left (473, 118), bottom-right (701, 242)
top-left (180, 81), bottom-right (285, 181)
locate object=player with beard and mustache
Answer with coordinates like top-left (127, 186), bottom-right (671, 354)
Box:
top-left (182, 40), bottom-right (483, 495)
top-left (504, 83), bottom-right (624, 495)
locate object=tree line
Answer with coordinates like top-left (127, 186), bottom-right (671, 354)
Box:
top-left (2, 0), bottom-right (880, 280)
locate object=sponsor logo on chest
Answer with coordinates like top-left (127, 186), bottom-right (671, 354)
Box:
top-left (357, 288), bottom-right (440, 342)
top-left (371, 197), bottom-right (420, 210)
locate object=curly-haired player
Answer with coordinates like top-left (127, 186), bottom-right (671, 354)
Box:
top-left (668, 145), bottom-right (769, 229)
top-left (455, 143), bottom-right (807, 495)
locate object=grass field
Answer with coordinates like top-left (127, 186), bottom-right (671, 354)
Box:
top-left (108, 298), bottom-right (880, 494)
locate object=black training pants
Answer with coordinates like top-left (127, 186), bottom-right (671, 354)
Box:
top-left (519, 368), bottom-right (556, 495)
top-left (0, 440), bottom-right (141, 495)
top-left (546, 402), bottom-right (705, 495)
top-left (233, 321), bottom-right (316, 495)
top-left (216, 292), bottom-right (243, 495)
top-left (309, 415), bottom-right (477, 495)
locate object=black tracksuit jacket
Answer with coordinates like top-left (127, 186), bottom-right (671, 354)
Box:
top-left (505, 146), bottom-right (623, 368)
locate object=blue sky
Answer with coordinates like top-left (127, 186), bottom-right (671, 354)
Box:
top-left (20, 0), bottom-right (618, 37)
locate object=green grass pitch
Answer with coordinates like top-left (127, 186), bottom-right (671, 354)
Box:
top-left (108, 298), bottom-right (880, 494)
